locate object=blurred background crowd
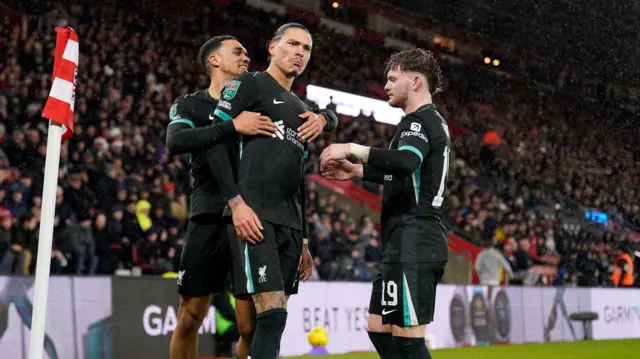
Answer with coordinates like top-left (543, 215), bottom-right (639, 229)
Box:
top-left (0, 0), bottom-right (638, 288)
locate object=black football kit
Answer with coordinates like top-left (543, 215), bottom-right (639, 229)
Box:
top-left (166, 82), bottom-right (338, 298)
top-left (364, 104), bottom-right (451, 326)
top-left (210, 72), bottom-right (339, 359)
top-left (166, 90), bottom-right (234, 296)
top-left (211, 71), bottom-right (315, 297)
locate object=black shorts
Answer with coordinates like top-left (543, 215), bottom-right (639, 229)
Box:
top-left (228, 220), bottom-right (302, 297)
top-left (177, 214), bottom-right (232, 297)
top-left (369, 261), bottom-right (446, 327)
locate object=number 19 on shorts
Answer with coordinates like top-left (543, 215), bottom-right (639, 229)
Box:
top-left (381, 280), bottom-right (398, 306)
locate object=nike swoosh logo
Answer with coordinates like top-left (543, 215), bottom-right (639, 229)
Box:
top-left (382, 309), bottom-right (396, 315)
top-left (209, 114), bottom-right (214, 120)
top-left (273, 99), bottom-right (285, 104)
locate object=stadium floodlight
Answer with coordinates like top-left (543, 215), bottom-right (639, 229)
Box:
top-left (306, 85), bottom-right (405, 125)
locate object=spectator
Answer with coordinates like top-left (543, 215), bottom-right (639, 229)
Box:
top-left (136, 230), bottom-right (173, 274)
top-left (0, 0), bottom-right (636, 286)
top-left (64, 172), bottom-right (95, 218)
top-left (93, 212), bottom-right (118, 274)
top-left (513, 239), bottom-right (540, 285)
top-left (5, 189), bottom-right (28, 217)
top-left (13, 213), bottom-right (38, 275)
top-left (475, 239), bottom-right (514, 286)
top-left (135, 200), bottom-right (153, 236)
top-left (121, 201), bottom-right (142, 241)
top-left (364, 237), bottom-right (381, 270)
top-left (54, 186), bottom-right (73, 226)
top-left (0, 211), bottom-right (17, 273)
top-left (59, 214), bottom-right (97, 274)
top-left (310, 230), bottom-right (335, 280)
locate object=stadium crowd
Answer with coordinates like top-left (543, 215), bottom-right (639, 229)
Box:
top-left (0, 0), bottom-right (637, 287)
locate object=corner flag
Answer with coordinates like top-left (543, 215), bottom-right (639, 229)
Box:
top-left (28, 26), bottom-right (79, 359)
top-left (42, 27), bottom-right (79, 140)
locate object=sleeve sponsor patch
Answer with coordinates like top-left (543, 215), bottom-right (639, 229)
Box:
top-left (218, 100), bottom-right (232, 111)
top-left (400, 130), bottom-right (429, 143)
top-left (222, 80), bottom-right (241, 100)
top-left (410, 122), bottom-right (422, 132)
top-left (169, 104), bottom-right (179, 120)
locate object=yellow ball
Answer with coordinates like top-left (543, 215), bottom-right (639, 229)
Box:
top-left (307, 327), bottom-right (329, 347)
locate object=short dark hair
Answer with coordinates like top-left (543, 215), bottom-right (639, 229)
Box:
top-left (384, 49), bottom-right (444, 94)
top-left (267, 23), bottom-right (311, 61)
top-left (20, 212), bottom-right (35, 224)
top-left (198, 35), bottom-right (237, 72)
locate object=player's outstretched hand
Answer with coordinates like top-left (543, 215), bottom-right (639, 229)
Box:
top-left (233, 111), bottom-right (276, 137)
top-left (300, 244), bottom-right (313, 281)
top-left (321, 159), bottom-right (361, 181)
top-left (230, 200), bottom-right (264, 244)
top-left (297, 111), bottom-right (326, 142)
top-left (319, 143), bottom-right (351, 169)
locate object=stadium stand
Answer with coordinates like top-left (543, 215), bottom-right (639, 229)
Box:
top-left (0, 0), bottom-right (638, 289)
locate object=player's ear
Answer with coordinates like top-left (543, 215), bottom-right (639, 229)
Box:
top-left (268, 40), bottom-right (276, 59)
top-left (413, 75), bottom-right (426, 92)
top-left (411, 75), bottom-right (421, 92)
top-left (209, 53), bottom-right (220, 68)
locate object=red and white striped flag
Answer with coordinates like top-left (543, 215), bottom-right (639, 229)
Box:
top-left (42, 27), bottom-right (79, 141)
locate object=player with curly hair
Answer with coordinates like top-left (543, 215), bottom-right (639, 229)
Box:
top-left (320, 48), bottom-right (449, 359)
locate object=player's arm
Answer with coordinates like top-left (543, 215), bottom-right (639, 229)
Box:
top-left (361, 165), bottom-right (386, 183)
top-left (320, 116), bottom-right (430, 176)
top-left (320, 159), bottom-right (386, 184)
top-left (299, 164), bottom-right (313, 281)
top-left (206, 143), bottom-right (240, 202)
top-left (165, 117), bottom-right (235, 155)
top-left (299, 151), bottom-right (311, 241)
top-left (316, 108), bottom-right (339, 131)
top-left (300, 164), bottom-right (309, 240)
top-left (208, 73), bottom-right (265, 242)
top-left (166, 99), bottom-right (275, 155)
top-left (207, 74), bottom-right (260, 202)
top-left (351, 117), bottom-right (430, 176)
top-left (298, 108), bottom-right (339, 142)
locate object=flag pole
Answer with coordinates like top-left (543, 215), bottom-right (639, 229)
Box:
top-left (28, 25), bottom-right (77, 359)
top-left (28, 121), bottom-right (64, 359)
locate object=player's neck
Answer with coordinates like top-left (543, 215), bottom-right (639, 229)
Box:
top-left (266, 66), bottom-right (294, 91)
top-left (403, 93), bottom-right (433, 114)
top-left (208, 73), bottom-right (234, 100)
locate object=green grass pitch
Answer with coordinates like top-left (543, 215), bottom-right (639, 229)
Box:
top-left (288, 339), bottom-right (640, 359)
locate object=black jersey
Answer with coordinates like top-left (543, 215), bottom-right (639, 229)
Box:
top-left (381, 104), bottom-right (451, 263)
top-left (213, 72), bottom-right (310, 231)
top-left (168, 90), bottom-right (229, 218)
